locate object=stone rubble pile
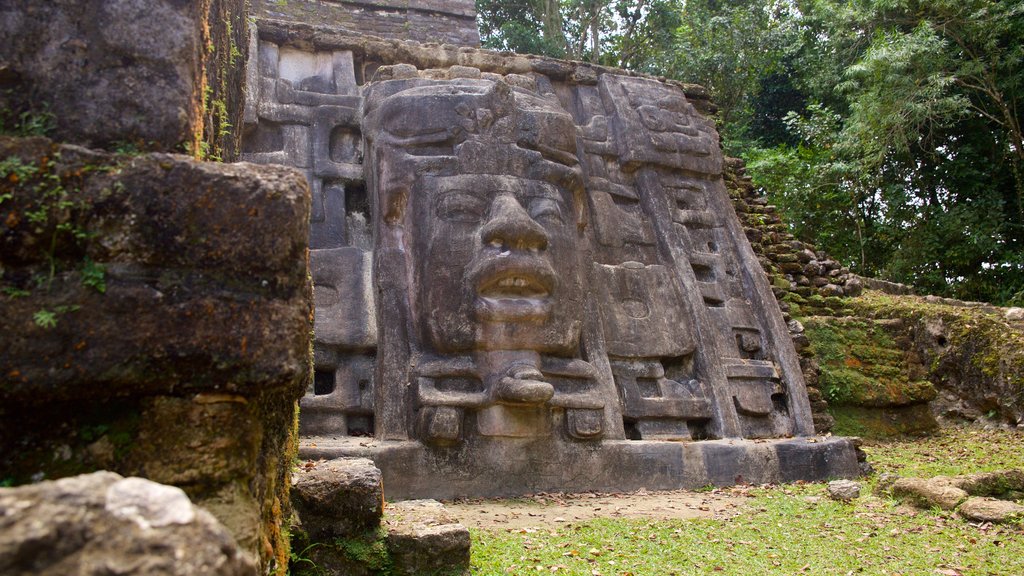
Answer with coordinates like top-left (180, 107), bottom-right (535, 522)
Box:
top-left (290, 458), bottom-right (470, 575)
top-left (879, 469), bottom-right (1024, 524)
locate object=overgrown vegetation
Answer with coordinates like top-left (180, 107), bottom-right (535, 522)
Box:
top-left (470, 427), bottom-right (1024, 574)
top-left (0, 106), bottom-right (55, 138)
top-left (851, 291), bottom-right (1024, 421)
top-left (287, 527), bottom-right (393, 576)
top-left (0, 151), bottom-right (109, 327)
top-left (477, 0), bottom-right (1024, 304)
top-left (803, 316), bottom-right (935, 407)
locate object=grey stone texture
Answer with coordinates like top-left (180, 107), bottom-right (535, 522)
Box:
top-left (255, 0), bottom-right (479, 47)
top-left (0, 136), bottom-right (313, 571)
top-left (0, 0), bottom-right (248, 158)
top-left (827, 479), bottom-right (862, 502)
top-left (884, 471), bottom-right (1024, 524)
top-left (303, 436), bottom-right (861, 500)
top-left (891, 478), bottom-right (969, 511)
top-left (0, 472), bottom-right (255, 576)
top-left (953, 470), bottom-right (1024, 498)
top-left (384, 500), bottom-right (471, 575)
top-left (241, 19), bottom-right (858, 498)
top-left (292, 458), bottom-right (384, 539)
top-left (0, 137), bottom-right (310, 401)
top-left (957, 497), bottom-right (1024, 523)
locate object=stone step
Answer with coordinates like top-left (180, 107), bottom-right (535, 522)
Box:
top-left (383, 500), bottom-right (471, 576)
top-left (289, 459), bottom-right (469, 576)
top-left (291, 457), bottom-right (383, 540)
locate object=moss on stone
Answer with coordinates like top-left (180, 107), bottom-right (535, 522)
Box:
top-left (830, 405), bottom-right (939, 438)
top-left (803, 316), bottom-right (937, 408)
top-left (848, 291), bottom-right (1024, 423)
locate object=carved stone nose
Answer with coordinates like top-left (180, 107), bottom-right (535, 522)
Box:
top-left (480, 194), bottom-right (549, 251)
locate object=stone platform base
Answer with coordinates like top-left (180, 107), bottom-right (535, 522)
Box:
top-left (299, 436), bottom-right (861, 500)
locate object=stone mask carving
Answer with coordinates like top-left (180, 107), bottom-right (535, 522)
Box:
top-left (366, 79), bottom-right (590, 411)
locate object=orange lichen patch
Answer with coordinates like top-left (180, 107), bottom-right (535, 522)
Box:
top-left (193, 392), bottom-right (248, 405)
top-left (844, 357), bottom-right (863, 368)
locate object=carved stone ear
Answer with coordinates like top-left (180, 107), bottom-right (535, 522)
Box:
top-left (418, 406), bottom-right (463, 446)
top-left (486, 78), bottom-right (514, 118)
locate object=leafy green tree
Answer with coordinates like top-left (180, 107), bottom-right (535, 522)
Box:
top-left (476, 0), bottom-right (682, 67)
top-left (669, 0), bottom-right (799, 149)
top-left (745, 0), bottom-right (1024, 303)
top-left (476, 0), bottom-right (568, 57)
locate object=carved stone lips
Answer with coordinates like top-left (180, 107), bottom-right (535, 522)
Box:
top-left (473, 256), bottom-right (556, 297)
top-left (478, 273), bottom-right (550, 298)
top-left (470, 257), bottom-right (557, 321)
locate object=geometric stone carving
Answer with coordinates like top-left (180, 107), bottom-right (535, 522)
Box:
top-left (241, 27), bottom-right (856, 497)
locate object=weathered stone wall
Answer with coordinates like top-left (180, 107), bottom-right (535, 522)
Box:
top-left (723, 157), bottom-right (1024, 434)
top-left (841, 294), bottom-right (1024, 430)
top-left (255, 0), bottom-right (480, 47)
top-left (241, 18), bottom-right (863, 500)
top-left (723, 159), bottom-right (863, 432)
top-left (0, 0), bottom-right (248, 161)
top-left (0, 136), bottom-right (312, 571)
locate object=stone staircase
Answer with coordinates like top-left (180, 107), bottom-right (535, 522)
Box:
top-left (289, 458), bottom-right (470, 575)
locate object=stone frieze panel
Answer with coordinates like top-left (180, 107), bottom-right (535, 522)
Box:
top-left (240, 38), bottom-right (816, 444)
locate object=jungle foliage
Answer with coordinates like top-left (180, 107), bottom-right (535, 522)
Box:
top-left (476, 0), bottom-right (1024, 304)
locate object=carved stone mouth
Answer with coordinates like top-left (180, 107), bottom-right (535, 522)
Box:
top-left (471, 259), bottom-right (557, 321)
top-left (478, 273), bottom-right (550, 298)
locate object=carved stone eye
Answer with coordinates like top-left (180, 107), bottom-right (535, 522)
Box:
top-left (529, 197), bottom-right (563, 224)
top-left (436, 191), bottom-right (486, 223)
top-left (638, 106), bottom-right (667, 131)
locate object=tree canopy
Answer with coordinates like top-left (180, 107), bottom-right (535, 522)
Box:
top-left (476, 0), bottom-right (1024, 305)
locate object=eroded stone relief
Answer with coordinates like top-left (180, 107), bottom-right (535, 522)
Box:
top-left (241, 33), bottom-right (819, 469)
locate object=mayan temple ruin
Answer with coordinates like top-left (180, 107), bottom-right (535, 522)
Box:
top-left (239, 0), bottom-right (859, 499)
top-left (0, 1), bottom-right (918, 573)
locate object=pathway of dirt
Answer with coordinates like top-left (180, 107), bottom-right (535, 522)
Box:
top-left (442, 488), bottom-right (748, 531)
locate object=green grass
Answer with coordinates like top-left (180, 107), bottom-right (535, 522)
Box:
top-left (470, 427), bottom-right (1024, 575)
top-left (864, 426), bottom-right (1024, 478)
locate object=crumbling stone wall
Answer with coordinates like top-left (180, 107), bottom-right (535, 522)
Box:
top-left (723, 157), bottom-right (1024, 434)
top-left (1, 1), bottom-right (313, 573)
top-left (723, 158), bottom-right (863, 432)
top-left (255, 0), bottom-right (480, 47)
top-left (0, 137), bottom-right (312, 571)
top-left (0, 0), bottom-right (248, 161)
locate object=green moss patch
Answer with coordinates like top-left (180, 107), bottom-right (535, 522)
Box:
top-left (803, 316), bottom-right (936, 408)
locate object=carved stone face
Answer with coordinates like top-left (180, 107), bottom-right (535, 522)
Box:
top-left (413, 173), bottom-right (583, 355)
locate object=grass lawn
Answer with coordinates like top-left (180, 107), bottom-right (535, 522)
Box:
top-left (469, 427), bottom-right (1024, 575)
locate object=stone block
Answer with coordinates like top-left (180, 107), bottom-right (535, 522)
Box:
top-left (312, 248), bottom-right (377, 350)
top-left (953, 470), bottom-right (1024, 497)
top-left (384, 500), bottom-right (470, 576)
top-left (827, 479), bottom-right (861, 501)
top-left (292, 458), bottom-right (383, 539)
top-left (892, 478), bottom-right (968, 510)
top-left (957, 497), bottom-right (1024, 524)
top-left (0, 472), bottom-right (254, 575)
top-left (0, 136), bottom-right (312, 573)
top-left (132, 397), bottom-right (260, 487)
top-left (0, 137), bottom-right (312, 404)
top-left (0, 0), bottom-right (247, 158)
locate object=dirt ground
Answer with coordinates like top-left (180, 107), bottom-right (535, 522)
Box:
top-left (441, 488), bottom-right (746, 530)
